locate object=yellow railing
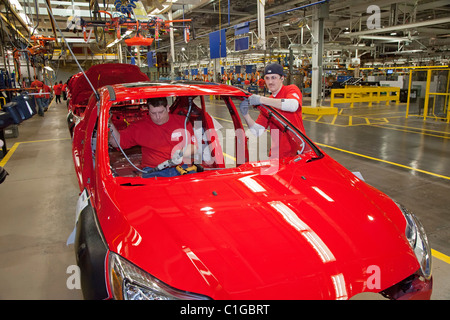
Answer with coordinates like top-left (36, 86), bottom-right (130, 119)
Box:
top-left (330, 86), bottom-right (400, 108)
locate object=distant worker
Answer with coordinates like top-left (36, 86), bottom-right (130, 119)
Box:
top-left (42, 83), bottom-right (52, 111)
top-left (31, 78), bottom-right (45, 116)
top-left (30, 77), bottom-right (43, 88)
top-left (62, 81), bottom-right (68, 100)
top-left (53, 81), bottom-right (62, 104)
top-left (257, 77), bottom-right (265, 96)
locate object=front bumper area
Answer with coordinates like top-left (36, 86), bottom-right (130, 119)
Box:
top-left (381, 272), bottom-right (433, 300)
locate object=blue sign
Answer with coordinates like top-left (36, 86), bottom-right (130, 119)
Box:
top-left (234, 22), bottom-right (250, 35)
top-left (209, 29), bottom-right (227, 59)
top-left (235, 37), bottom-right (249, 51)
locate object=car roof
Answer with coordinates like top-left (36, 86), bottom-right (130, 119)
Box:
top-left (104, 81), bottom-right (249, 102)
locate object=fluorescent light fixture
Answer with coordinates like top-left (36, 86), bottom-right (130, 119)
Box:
top-left (106, 30), bottom-right (133, 48)
top-left (359, 35), bottom-right (411, 42)
top-left (106, 39), bottom-right (120, 48)
top-left (59, 38), bottom-right (95, 43)
top-left (148, 0), bottom-right (177, 15)
top-left (9, 0), bottom-right (23, 11)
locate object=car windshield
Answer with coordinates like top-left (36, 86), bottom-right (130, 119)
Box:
top-left (107, 94), bottom-right (320, 178)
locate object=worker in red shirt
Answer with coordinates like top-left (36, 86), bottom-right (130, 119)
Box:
top-left (109, 97), bottom-right (197, 178)
top-left (42, 83), bottom-right (52, 111)
top-left (62, 82), bottom-right (68, 100)
top-left (239, 63), bottom-right (305, 160)
top-left (30, 78), bottom-right (43, 88)
top-left (31, 78), bottom-right (45, 116)
top-left (53, 81), bottom-right (62, 104)
top-left (257, 77), bottom-right (265, 96)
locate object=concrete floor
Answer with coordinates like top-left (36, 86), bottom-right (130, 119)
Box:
top-left (0, 95), bottom-right (449, 299)
top-left (0, 99), bottom-right (82, 299)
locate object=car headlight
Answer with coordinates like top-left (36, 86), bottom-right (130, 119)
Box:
top-left (396, 203), bottom-right (432, 280)
top-left (108, 251), bottom-right (211, 300)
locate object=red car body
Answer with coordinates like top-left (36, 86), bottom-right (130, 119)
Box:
top-left (71, 75), bottom-right (432, 300)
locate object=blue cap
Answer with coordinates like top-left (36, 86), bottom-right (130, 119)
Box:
top-left (264, 63), bottom-right (285, 77)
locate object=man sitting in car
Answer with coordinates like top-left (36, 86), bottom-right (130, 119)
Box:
top-left (108, 97), bottom-right (197, 177)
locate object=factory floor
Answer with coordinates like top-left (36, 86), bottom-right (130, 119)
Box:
top-left (0, 96), bottom-right (449, 300)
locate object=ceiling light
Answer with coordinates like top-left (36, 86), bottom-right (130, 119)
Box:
top-left (148, 3), bottom-right (172, 15)
top-left (106, 39), bottom-right (120, 48)
top-left (8, 0), bottom-right (23, 11)
top-left (106, 30), bottom-right (133, 48)
top-left (359, 35), bottom-right (411, 42)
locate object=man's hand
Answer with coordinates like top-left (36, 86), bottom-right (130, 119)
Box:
top-left (155, 149), bottom-right (184, 171)
top-left (248, 94), bottom-right (262, 105)
top-left (239, 98), bottom-right (249, 116)
top-left (171, 149), bottom-right (184, 165)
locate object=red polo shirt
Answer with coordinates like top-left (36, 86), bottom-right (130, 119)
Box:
top-left (256, 84), bottom-right (304, 133)
top-left (53, 84), bottom-right (62, 95)
top-left (119, 114), bottom-right (197, 168)
top-left (255, 84), bottom-right (305, 158)
top-left (43, 84), bottom-right (51, 97)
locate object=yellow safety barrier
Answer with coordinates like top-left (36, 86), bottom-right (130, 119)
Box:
top-left (330, 87), bottom-right (400, 108)
top-left (406, 68), bottom-right (450, 123)
top-left (0, 97), bottom-right (5, 109)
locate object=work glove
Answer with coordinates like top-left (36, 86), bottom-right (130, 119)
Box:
top-left (171, 149), bottom-right (184, 165)
top-left (155, 150), bottom-right (184, 171)
top-left (248, 94), bottom-right (262, 105)
top-left (239, 98), bottom-right (249, 116)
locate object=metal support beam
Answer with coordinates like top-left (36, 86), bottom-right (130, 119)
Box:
top-left (45, 0), bottom-right (58, 44)
top-left (168, 9), bottom-right (175, 80)
top-left (341, 17), bottom-right (450, 37)
top-left (311, 2), bottom-right (328, 108)
top-left (257, 0), bottom-right (266, 51)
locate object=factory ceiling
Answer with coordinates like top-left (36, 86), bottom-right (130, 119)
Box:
top-left (1, 0), bottom-right (449, 68)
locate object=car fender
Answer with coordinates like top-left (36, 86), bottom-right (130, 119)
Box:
top-left (74, 192), bottom-right (109, 300)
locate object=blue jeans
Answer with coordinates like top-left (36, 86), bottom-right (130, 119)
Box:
top-left (142, 164), bottom-right (195, 178)
top-left (36, 98), bottom-right (45, 115)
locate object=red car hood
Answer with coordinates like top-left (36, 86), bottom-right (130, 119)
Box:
top-left (99, 155), bottom-right (419, 299)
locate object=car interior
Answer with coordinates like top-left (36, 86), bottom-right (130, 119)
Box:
top-left (107, 95), bottom-right (312, 178)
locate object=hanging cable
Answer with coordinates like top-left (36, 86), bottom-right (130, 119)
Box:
top-left (108, 124), bottom-right (148, 174)
top-left (42, 0), bottom-right (100, 100)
